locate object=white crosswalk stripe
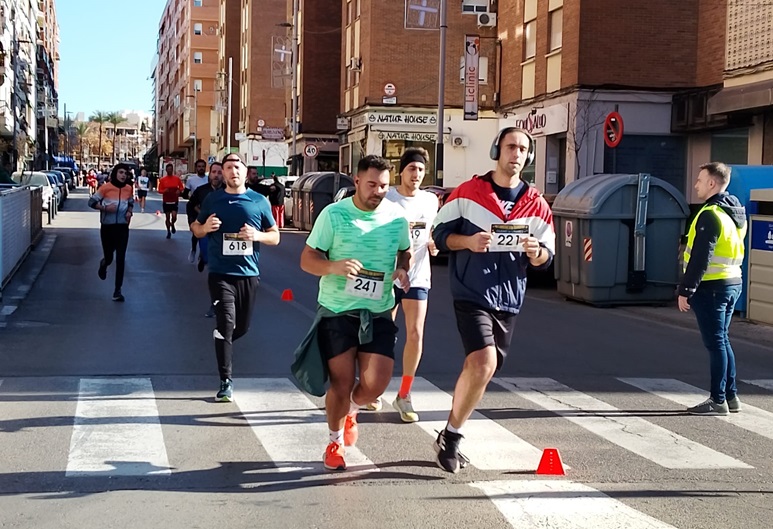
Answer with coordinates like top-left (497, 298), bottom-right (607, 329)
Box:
top-left (471, 480), bottom-right (679, 529)
top-left (619, 378), bottom-right (773, 443)
top-left (385, 377), bottom-right (545, 472)
top-left (494, 377), bottom-right (751, 469)
top-left (744, 379), bottom-right (773, 392)
top-left (66, 378), bottom-right (171, 477)
top-left (234, 377), bottom-right (377, 473)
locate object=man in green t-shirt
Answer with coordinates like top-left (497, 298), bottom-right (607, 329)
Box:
top-left (300, 155), bottom-right (411, 471)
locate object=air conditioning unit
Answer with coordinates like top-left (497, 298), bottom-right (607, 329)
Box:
top-left (348, 57), bottom-right (361, 71)
top-left (452, 135), bottom-right (469, 147)
top-left (477, 12), bottom-right (496, 27)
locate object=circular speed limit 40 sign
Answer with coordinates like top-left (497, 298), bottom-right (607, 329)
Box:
top-left (304, 144), bottom-right (319, 158)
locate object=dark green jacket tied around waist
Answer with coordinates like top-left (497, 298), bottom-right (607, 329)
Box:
top-left (291, 306), bottom-right (392, 397)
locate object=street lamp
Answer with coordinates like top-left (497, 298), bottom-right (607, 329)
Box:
top-left (186, 89), bottom-right (199, 164)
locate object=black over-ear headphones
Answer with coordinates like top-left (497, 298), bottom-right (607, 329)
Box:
top-left (489, 127), bottom-right (536, 167)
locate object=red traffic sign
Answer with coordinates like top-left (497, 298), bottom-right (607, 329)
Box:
top-left (604, 112), bottom-right (624, 148)
top-left (304, 144), bottom-right (319, 158)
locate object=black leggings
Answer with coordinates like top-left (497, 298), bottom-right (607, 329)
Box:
top-left (100, 224), bottom-right (129, 290)
top-left (208, 273), bottom-right (259, 380)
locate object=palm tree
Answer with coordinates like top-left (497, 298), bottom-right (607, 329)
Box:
top-left (106, 112), bottom-right (126, 165)
top-left (74, 122), bottom-right (89, 168)
top-left (89, 111), bottom-right (109, 168)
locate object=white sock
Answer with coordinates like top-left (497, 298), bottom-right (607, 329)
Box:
top-left (446, 423), bottom-right (461, 435)
top-left (348, 392), bottom-right (360, 415)
top-left (329, 429), bottom-right (344, 444)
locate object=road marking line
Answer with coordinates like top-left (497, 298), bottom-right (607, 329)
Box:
top-left (620, 377), bottom-right (773, 444)
top-left (234, 378), bottom-right (377, 473)
top-left (384, 377), bottom-right (545, 471)
top-left (471, 480), bottom-right (678, 529)
top-left (0, 306), bottom-right (17, 316)
top-left (496, 377), bottom-right (750, 469)
top-left (66, 378), bottom-right (171, 477)
top-left (744, 380), bottom-right (773, 393)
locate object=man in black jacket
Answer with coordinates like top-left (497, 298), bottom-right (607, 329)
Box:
top-left (267, 174), bottom-right (285, 228)
top-left (678, 162), bottom-right (747, 416)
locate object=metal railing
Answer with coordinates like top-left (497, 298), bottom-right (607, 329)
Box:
top-left (0, 186), bottom-right (44, 290)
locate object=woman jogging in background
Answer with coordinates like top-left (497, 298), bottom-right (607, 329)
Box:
top-left (88, 163), bottom-right (134, 302)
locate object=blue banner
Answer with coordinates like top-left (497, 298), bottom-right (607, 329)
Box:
top-left (751, 219), bottom-right (773, 252)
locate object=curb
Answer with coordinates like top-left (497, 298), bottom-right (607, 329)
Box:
top-left (0, 233), bottom-right (57, 329)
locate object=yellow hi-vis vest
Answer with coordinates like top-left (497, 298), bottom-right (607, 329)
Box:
top-left (684, 204), bottom-right (746, 281)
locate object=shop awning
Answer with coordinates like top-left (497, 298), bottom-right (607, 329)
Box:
top-left (708, 79), bottom-right (773, 114)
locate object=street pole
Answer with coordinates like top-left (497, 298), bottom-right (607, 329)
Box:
top-left (291, 0), bottom-right (299, 175)
top-left (43, 96), bottom-right (49, 170)
top-left (227, 56), bottom-right (233, 154)
top-left (193, 89), bottom-right (198, 164)
top-left (435, 0), bottom-right (447, 186)
top-left (64, 103), bottom-right (68, 164)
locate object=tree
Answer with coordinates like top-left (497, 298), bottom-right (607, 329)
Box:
top-left (90, 111), bottom-right (109, 168)
top-left (567, 91), bottom-right (607, 180)
top-left (74, 122), bottom-right (90, 167)
top-left (106, 111), bottom-right (126, 165)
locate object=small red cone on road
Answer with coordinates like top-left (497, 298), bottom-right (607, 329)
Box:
top-left (155, 210), bottom-right (162, 216)
top-left (281, 289), bottom-right (294, 301)
top-left (536, 448), bottom-right (565, 475)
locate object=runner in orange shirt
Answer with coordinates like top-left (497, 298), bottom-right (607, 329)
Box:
top-left (158, 163), bottom-right (184, 239)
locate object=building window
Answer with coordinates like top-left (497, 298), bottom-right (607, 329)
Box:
top-left (459, 56), bottom-right (489, 84)
top-left (462, 0), bottom-right (489, 13)
top-left (194, 0), bottom-right (202, 6)
top-left (194, 23), bottom-right (202, 35)
top-left (549, 8), bottom-right (563, 51)
top-left (194, 51), bottom-right (203, 63)
top-left (347, 0), bottom-right (352, 25)
top-left (194, 79), bottom-right (202, 91)
top-left (524, 21), bottom-right (536, 60)
top-left (356, 0), bottom-right (361, 18)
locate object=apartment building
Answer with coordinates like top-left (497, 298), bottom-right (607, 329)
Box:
top-left (337, 0), bottom-right (500, 186)
top-left (234, 0), bottom-right (287, 176)
top-left (156, 0), bottom-right (219, 168)
top-left (35, 0), bottom-right (59, 170)
top-left (215, 0), bottom-right (240, 157)
top-left (0, 0), bottom-right (40, 171)
top-left (496, 0), bottom-right (737, 199)
top-left (286, 0), bottom-right (342, 175)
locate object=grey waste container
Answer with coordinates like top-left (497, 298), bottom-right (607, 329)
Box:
top-left (291, 173), bottom-right (317, 228)
top-left (300, 172), bottom-right (353, 231)
top-left (553, 173), bottom-right (689, 306)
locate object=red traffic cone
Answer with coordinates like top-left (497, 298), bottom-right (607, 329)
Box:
top-left (536, 448), bottom-right (565, 475)
top-left (155, 210), bottom-right (162, 216)
top-left (281, 289), bottom-right (294, 301)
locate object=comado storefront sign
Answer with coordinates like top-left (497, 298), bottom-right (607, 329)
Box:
top-left (352, 110), bottom-right (438, 129)
top-left (505, 104), bottom-right (568, 137)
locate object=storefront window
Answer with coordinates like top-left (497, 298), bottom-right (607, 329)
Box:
top-left (603, 135), bottom-right (687, 194)
top-left (382, 140), bottom-right (435, 185)
top-left (711, 128), bottom-right (748, 165)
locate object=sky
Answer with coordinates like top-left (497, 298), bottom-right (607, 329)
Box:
top-left (57, 0), bottom-right (166, 120)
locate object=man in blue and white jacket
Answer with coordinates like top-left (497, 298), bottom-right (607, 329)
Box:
top-left (431, 127), bottom-right (556, 473)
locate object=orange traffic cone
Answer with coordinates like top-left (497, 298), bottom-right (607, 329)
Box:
top-left (281, 289), bottom-right (294, 301)
top-left (535, 448), bottom-right (565, 475)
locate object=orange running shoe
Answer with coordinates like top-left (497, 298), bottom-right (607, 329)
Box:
top-left (344, 413), bottom-right (359, 446)
top-left (324, 442), bottom-right (346, 471)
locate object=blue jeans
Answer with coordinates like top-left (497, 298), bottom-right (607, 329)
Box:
top-left (690, 283), bottom-right (742, 403)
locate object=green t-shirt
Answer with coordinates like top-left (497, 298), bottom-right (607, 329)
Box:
top-left (306, 197), bottom-right (411, 313)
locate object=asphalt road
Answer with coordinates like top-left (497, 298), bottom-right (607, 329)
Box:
top-left (1, 188), bottom-right (772, 529)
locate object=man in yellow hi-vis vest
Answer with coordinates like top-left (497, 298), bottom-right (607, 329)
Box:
top-left (678, 162), bottom-right (746, 416)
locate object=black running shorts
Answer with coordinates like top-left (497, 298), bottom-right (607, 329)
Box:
top-left (318, 315), bottom-right (398, 360)
top-left (163, 203), bottom-right (179, 213)
top-left (453, 300), bottom-right (517, 370)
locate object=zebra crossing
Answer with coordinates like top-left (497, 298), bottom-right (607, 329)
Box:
top-left (3, 375), bottom-right (773, 528)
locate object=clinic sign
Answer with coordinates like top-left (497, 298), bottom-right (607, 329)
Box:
top-left (505, 104), bottom-right (569, 137)
top-left (352, 110), bottom-right (438, 130)
top-left (464, 35), bottom-right (480, 121)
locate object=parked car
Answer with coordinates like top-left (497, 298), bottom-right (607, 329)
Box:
top-left (52, 166), bottom-right (75, 190)
top-left (46, 174), bottom-right (64, 207)
top-left (333, 185), bottom-right (356, 203)
top-left (46, 170), bottom-right (69, 202)
top-left (12, 171), bottom-right (56, 210)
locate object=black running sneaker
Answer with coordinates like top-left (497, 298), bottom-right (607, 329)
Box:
top-left (216, 378), bottom-right (233, 402)
top-left (434, 429), bottom-right (464, 473)
top-left (98, 259), bottom-right (107, 280)
top-left (112, 290), bottom-right (125, 302)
